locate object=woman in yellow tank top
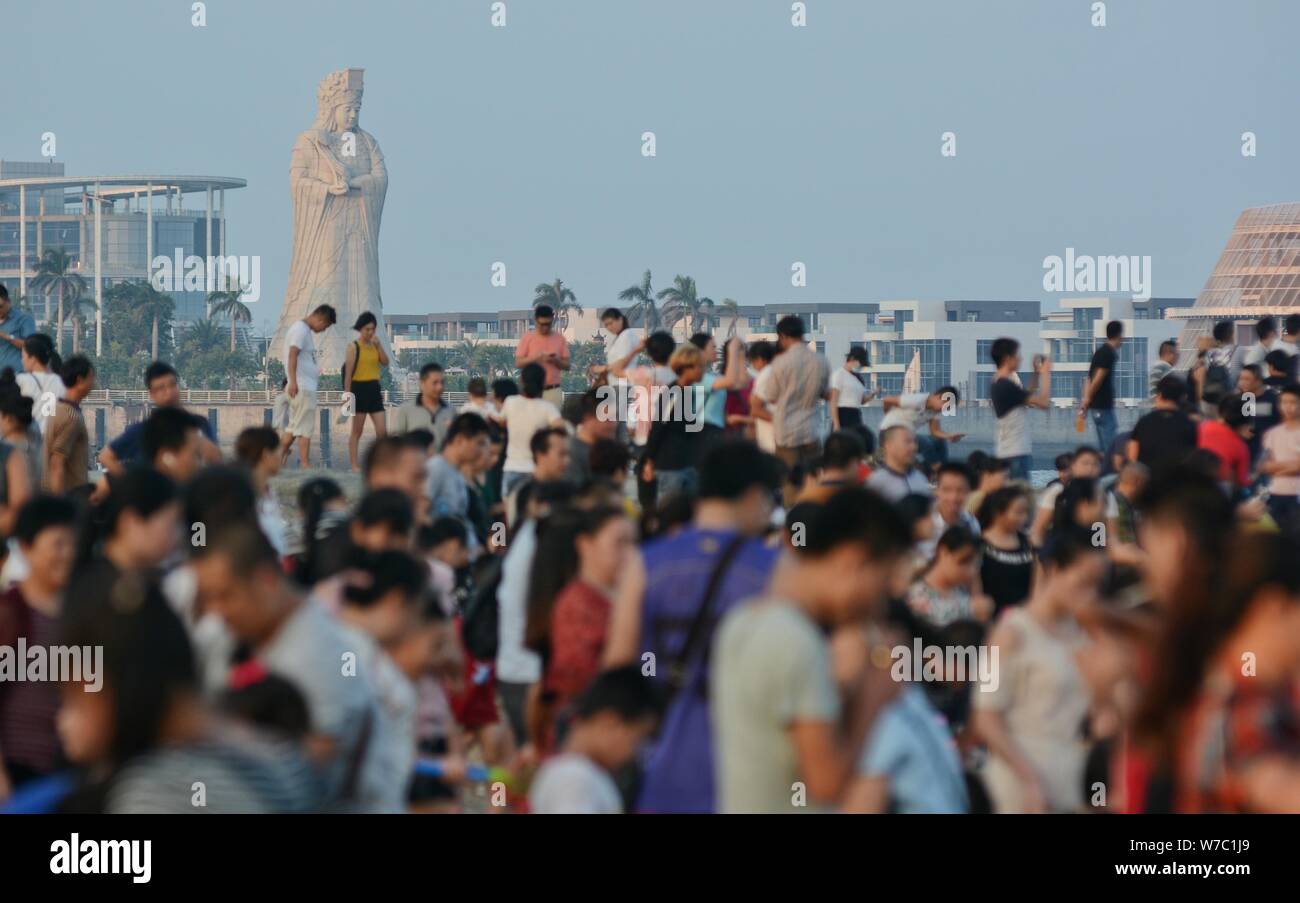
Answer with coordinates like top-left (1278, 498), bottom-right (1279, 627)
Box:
top-left (343, 311), bottom-right (390, 470)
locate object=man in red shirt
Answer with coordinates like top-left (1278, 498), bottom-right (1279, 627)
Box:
top-left (1197, 393), bottom-right (1252, 491)
top-left (515, 305), bottom-right (569, 409)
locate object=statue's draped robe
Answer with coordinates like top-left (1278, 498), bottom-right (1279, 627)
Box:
top-left (272, 127), bottom-right (389, 374)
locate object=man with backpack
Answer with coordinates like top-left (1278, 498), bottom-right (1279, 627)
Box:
top-left (1195, 320), bottom-right (1248, 417)
top-left (602, 440), bottom-right (783, 812)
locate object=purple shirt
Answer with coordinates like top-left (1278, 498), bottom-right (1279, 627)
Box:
top-left (635, 528), bottom-right (778, 813)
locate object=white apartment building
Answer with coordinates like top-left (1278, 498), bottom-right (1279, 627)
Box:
top-left (1042, 297), bottom-right (1190, 405)
top-left (383, 295), bottom-right (1193, 404)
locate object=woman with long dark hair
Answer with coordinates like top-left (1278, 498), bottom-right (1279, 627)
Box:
top-left (293, 477), bottom-right (348, 586)
top-left (1141, 528), bottom-right (1300, 812)
top-left (524, 505), bottom-right (633, 749)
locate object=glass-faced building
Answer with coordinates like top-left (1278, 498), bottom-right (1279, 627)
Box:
top-left (0, 160), bottom-right (246, 330)
top-left (1175, 202), bottom-right (1300, 351)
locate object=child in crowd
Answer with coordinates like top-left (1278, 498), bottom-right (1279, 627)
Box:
top-left (460, 378), bottom-right (497, 421)
top-left (528, 665), bottom-right (664, 814)
top-left (417, 517), bottom-right (471, 617)
top-left (906, 525), bottom-right (993, 628)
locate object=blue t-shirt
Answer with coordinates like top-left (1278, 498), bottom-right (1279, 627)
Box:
top-left (858, 686), bottom-right (969, 813)
top-left (0, 309), bottom-right (35, 373)
top-left (108, 410), bottom-right (215, 464)
top-left (698, 371), bottom-right (728, 430)
top-left (635, 527), bottom-right (779, 813)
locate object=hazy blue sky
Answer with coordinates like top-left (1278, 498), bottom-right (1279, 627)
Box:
top-left (6, 0), bottom-right (1299, 330)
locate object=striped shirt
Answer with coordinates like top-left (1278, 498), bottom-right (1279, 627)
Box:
top-left (0, 593), bottom-right (61, 777)
top-left (106, 727), bottom-right (322, 814)
top-left (763, 343), bottom-right (830, 448)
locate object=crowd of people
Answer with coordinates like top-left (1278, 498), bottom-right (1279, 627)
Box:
top-left (0, 285), bottom-right (1299, 814)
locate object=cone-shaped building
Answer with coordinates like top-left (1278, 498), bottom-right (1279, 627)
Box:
top-left (1176, 202), bottom-right (1300, 352)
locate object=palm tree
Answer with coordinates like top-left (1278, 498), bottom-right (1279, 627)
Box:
top-left (29, 247), bottom-right (86, 354)
top-left (135, 283), bottom-right (175, 361)
top-left (718, 298), bottom-right (742, 337)
top-left (68, 295), bottom-right (97, 354)
top-left (205, 279), bottom-right (244, 323)
top-left (532, 278), bottom-right (581, 330)
top-left (181, 318), bottom-right (225, 355)
top-left (485, 344), bottom-right (515, 378)
top-left (618, 269), bottom-right (660, 330)
top-left (657, 275), bottom-right (714, 336)
top-left (208, 280), bottom-right (253, 352)
top-left (457, 339), bottom-right (489, 376)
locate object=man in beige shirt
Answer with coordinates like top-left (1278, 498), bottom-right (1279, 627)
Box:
top-left (44, 355), bottom-right (96, 495)
top-left (753, 316), bottom-right (830, 477)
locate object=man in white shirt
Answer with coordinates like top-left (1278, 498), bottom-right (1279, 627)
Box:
top-left (880, 386), bottom-right (965, 468)
top-left (917, 462), bottom-right (981, 560)
top-left (989, 338), bottom-right (1052, 483)
top-left (281, 304), bottom-right (337, 468)
top-left (1243, 316), bottom-right (1282, 369)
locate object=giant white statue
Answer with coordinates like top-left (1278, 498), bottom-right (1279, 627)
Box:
top-left (272, 68), bottom-right (390, 374)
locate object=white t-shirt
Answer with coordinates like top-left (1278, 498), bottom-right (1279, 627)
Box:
top-left (459, 399), bottom-right (497, 420)
top-left (529, 753), bottom-right (623, 814)
top-left (830, 368), bottom-right (868, 409)
top-left (258, 492), bottom-right (289, 557)
top-left (1263, 422), bottom-right (1300, 497)
top-left (752, 366), bottom-right (777, 453)
top-left (606, 328), bottom-right (642, 370)
top-left (284, 320), bottom-right (321, 393)
top-left (495, 520), bottom-right (542, 683)
top-left (500, 394), bottom-right (561, 473)
top-left (917, 509), bottom-right (982, 560)
top-left (880, 392), bottom-right (936, 432)
top-left (992, 375), bottom-right (1031, 459)
top-left (1037, 481), bottom-right (1119, 518)
top-left (16, 370), bottom-right (64, 436)
top-left (1243, 339), bottom-right (1279, 369)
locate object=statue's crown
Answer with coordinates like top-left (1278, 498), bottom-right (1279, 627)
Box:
top-left (317, 68), bottom-right (364, 107)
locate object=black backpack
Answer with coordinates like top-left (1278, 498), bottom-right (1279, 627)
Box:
top-left (461, 556), bottom-right (504, 661)
top-left (1203, 349), bottom-right (1235, 403)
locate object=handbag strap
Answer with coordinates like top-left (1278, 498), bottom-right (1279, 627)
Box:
top-left (663, 534), bottom-right (749, 703)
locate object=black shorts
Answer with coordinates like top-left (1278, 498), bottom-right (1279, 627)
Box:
top-left (351, 380), bottom-right (384, 414)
